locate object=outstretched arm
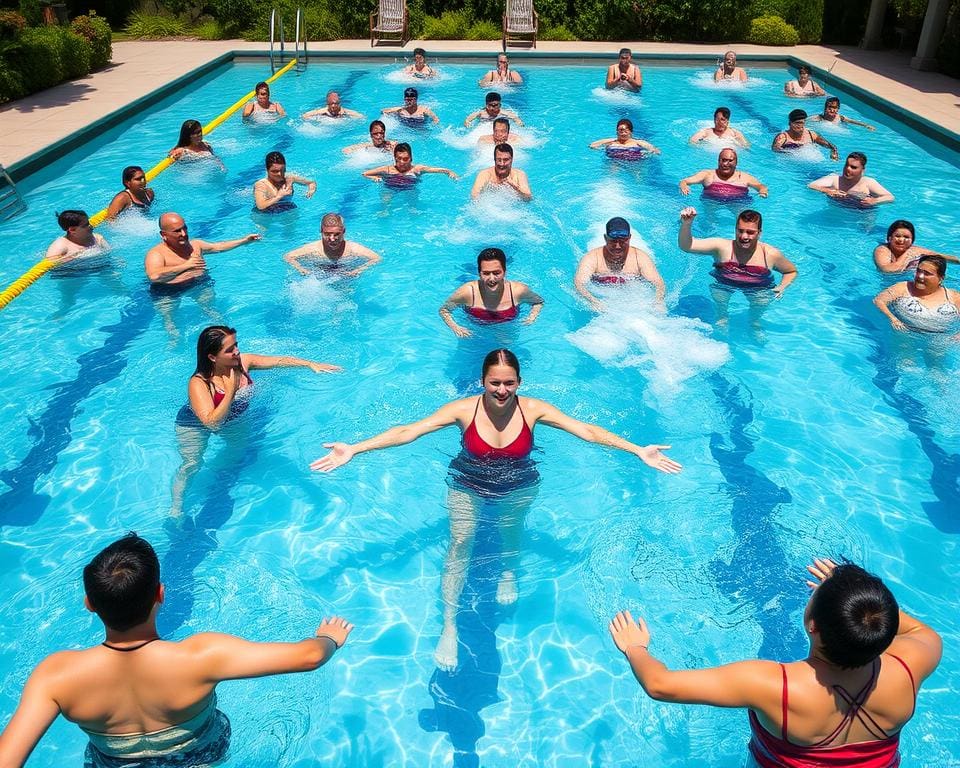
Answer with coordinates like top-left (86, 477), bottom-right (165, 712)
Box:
top-left (199, 234), bottom-right (261, 254)
top-left (677, 208), bottom-right (724, 257)
top-left (242, 352), bottom-right (341, 374)
top-left (0, 657), bottom-right (63, 768)
top-left (840, 115), bottom-right (875, 131)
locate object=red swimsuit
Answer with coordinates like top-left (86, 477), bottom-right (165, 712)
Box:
top-left (465, 282), bottom-right (519, 323)
top-left (461, 397), bottom-right (533, 459)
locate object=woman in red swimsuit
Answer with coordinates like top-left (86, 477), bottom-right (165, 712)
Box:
top-left (609, 558), bottom-right (942, 768)
top-left (312, 348), bottom-right (681, 672)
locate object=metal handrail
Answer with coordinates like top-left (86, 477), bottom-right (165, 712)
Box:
top-left (294, 7), bottom-right (307, 71)
top-left (269, 8), bottom-right (286, 73)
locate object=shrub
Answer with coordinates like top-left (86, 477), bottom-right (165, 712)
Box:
top-left (242, 2), bottom-right (342, 42)
top-left (0, 10), bottom-right (26, 39)
top-left (61, 29), bottom-right (91, 79)
top-left (18, 0), bottom-right (41, 27)
top-left (207, 0), bottom-right (257, 35)
top-left (192, 19), bottom-right (228, 39)
top-left (790, 0), bottom-right (823, 42)
top-left (18, 27), bottom-right (65, 92)
top-left (540, 23), bottom-right (577, 40)
top-left (466, 19), bottom-right (499, 39)
top-left (0, 49), bottom-right (26, 103)
top-left (71, 13), bottom-right (112, 69)
top-left (422, 9), bottom-right (471, 39)
top-left (748, 14), bottom-right (799, 45)
top-left (124, 10), bottom-right (189, 38)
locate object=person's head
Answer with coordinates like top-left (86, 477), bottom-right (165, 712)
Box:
top-left (403, 86), bottom-right (418, 106)
top-left (823, 96), bottom-right (841, 119)
top-left (485, 91), bottom-right (502, 116)
top-left (158, 212), bottom-right (188, 247)
top-left (885, 219), bottom-right (915, 253)
top-left (413, 47), bottom-right (426, 64)
top-left (57, 209), bottom-right (91, 234)
top-left (176, 119), bottom-right (203, 148)
top-left (618, 48), bottom-right (632, 66)
top-left (369, 119), bottom-right (387, 146)
top-left (915, 255), bottom-right (947, 286)
top-left (497, 54), bottom-right (509, 71)
top-left (723, 50), bottom-right (737, 68)
top-left (194, 324), bottom-right (239, 379)
top-left (480, 348), bottom-right (521, 403)
top-left (717, 148), bottom-right (738, 172)
top-left (326, 90), bottom-right (342, 115)
top-left (394, 142), bottom-right (412, 171)
top-left (320, 212), bottom-right (345, 251)
top-left (806, 563), bottom-right (899, 669)
top-left (83, 534), bottom-right (161, 632)
top-left (788, 109), bottom-right (807, 131)
top-left (255, 81), bottom-right (270, 103)
top-left (121, 166), bottom-right (146, 190)
top-left (713, 106), bottom-right (731, 128)
top-left (616, 118), bottom-right (634, 140)
top-left (734, 209), bottom-right (763, 249)
top-left (842, 151), bottom-right (867, 176)
top-left (604, 216), bottom-right (631, 258)
top-left (492, 117), bottom-right (511, 143)
top-left (265, 150), bottom-right (286, 183)
top-left (477, 247), bottom-right (507, 288)
top-left (797, 65), bottom-right (811, 82)
top-left (494, 143), bottom-right (514, 177)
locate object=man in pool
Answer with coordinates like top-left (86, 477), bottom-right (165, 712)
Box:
top-left (606, 47), bottom-right (642, 91)
top-left (382, 87), bottom-right (440, 125)
top-left (404, 47), bottom-right (435, 78)
top-left (471, 143), bottom-right (532, 201)
top-left (0, 534), bottom-right (352, 768)
top-left (464, 91), bottom-right (522, 127)
top-left (477, 117), bottom-right (525, 146)
top-left (678, 207), bottom-right (798, 328)
top-left (283, 212), bottom-right (382, 277)
top-left (715, 50), bottom-right (747, 81)
top-left (302, 90), bottom-right (363, 120)
top-left (810, 96), bottom-right (875, 130)
top-left (342, 120), bottom-right (396, 155)
top-left (772, 109), bottom-right (839, 160)
top-left (361, 142), bottom-right (458, 184)
top-left (44, 210), bottom-right (109, 265)
top-left (439, 247), bottom-right (544, 336)
top-left (574, 217), bottom-right (666, 312)
top-left (807, 151), bottom-right (894, 206)
top-left (688, 106), bottom-right (750, 148)
top-left (679, 148), bottom-right (768, 199)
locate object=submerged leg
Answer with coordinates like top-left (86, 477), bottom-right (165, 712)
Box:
top-left (496, 484), bottom-right (538, 606)
top-left (709, 283), bottom-right (732, 328)
top-left (435, 488), bottom-right (479, 672)
top-left (747, 289), bottom-right (774, 332)
top-left (170, 423), bottom-right (210, 518)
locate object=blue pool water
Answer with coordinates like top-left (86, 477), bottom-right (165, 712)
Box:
top-left (1, 58), bottom-right (959, 767)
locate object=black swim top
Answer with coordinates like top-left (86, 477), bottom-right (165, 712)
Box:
top-left (102, 637), bottom-right (161, 652)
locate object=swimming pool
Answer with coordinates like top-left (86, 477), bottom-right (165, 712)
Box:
top-left (0, 56), bottom-right (958, 767)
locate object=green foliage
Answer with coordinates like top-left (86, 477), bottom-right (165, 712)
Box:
top-left (18, 0), bottom-right (41, 27)
top-left (124, 10), bottom-right (189, 38)
top-left (18, 26), bottom-right (65, 92)
top-left (788, 0), bottom-right (822, 42)
top-left (572, 0), bottom-right (747, 41)
top-left (748, 14), bottom-right (799, 45)
top-left (531, 0), bottom-right (571, 28)
top-left (192, 19), bottom-right (228, 39)
top-left (61, 29), bottom-right (91, 78)
top-left (938, 1), bottom-right (960, 78)
top-left (465, 18), bottom-right (498, 39)
top-left (242, 2), bottom-right (342, 41)
top-left (540, 23), bottom-right (577, 40)
top-left (0, 10), bottom-right (27, 39)
top-left (208, 0), bottom-right (258, 34)
top-left (407, 0), bottom-right (426, 38)
top-left (70, 13), bottom-right (111, 69)
top-left (422, 8), bottom-right (471, 38)
top-left (0, 42), bottom-right (26, 103)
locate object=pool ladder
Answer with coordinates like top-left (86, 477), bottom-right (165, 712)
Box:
top-left (0, 165), bottom-right (26, 223)
top-left (269, 7), bottom-right (308, 74)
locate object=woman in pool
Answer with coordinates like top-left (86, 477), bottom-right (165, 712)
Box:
top-left (873, 255), bottom-right (960, 334)
top-left (362, 142), bottom-right (458, 188)
top-left (610, 558), bottom-right (941, 768)
top-left (168, 120), bottom-right (222, 166)
top-left (872, 220), bottom-right (959, 274)
top-left (105, 166), bottom-right (155, 219)
top-left (478, 54), bottom-right (523, 86)
top-left (311, 348), bottom-right (680, 671)
top-left (714, 50), bottom-right (747, 82)
top-left (784, 65), bottom-right (826, 98)
top-left (241, 81), bottom-right (286, 120)
top-left (253, 151), bottom-right (316, 212)
top-left (171, 325), bottom-right (340, 517)
top-left (589, 119), bottom-right (661, 160)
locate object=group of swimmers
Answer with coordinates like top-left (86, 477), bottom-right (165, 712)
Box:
top-left (6, 49), bottom-right (953, 768)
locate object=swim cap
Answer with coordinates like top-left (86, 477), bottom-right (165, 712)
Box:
top-left (404, 87), bottom-right (418, 98)
top-left (788, 109), bottom-right (807, 123)
top-left (605, 217), bottom-right (631, 238)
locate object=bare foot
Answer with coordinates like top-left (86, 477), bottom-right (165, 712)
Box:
top-left (496, 570), bottom-right (518, 605)
top-left (434, 627), bottom-right (458, 671)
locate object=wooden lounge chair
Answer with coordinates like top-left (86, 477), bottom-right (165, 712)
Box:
top-left (370, 0), bottom-right (408, 47)
top-left (502, 0), bottom-right (537, 50)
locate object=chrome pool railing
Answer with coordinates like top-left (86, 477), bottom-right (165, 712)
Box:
top-left (294, 7), bottom-right (307, 72)
top-left (0, 165), bottom-right (26, 222)
top-left (269, 8), bottom-right (285, 74)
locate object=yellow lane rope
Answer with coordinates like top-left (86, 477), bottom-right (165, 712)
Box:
top-left (0, 57), bottom-right (298, 311)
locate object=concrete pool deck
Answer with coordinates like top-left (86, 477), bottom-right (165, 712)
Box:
top-left (1, 38), bottom-right (958, 173)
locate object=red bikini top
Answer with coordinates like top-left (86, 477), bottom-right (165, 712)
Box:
top-left (462, 397), bottom-right (533, 459)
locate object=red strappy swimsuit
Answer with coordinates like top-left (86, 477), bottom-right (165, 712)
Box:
top-left (465, 282), bottom-right (519, 323)
top-left (461, 397), bottom-right (533, 459)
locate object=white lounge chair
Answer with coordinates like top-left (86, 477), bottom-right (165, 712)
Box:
top-left (502, 0), bottom-right (537, 50)
top-left (370, 0), bottom-right (408, 46)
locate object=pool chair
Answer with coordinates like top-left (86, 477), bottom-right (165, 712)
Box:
top-left (370, 0), bottom-right (408, 46)
top-left (502, 0), bottom-right (537, 50)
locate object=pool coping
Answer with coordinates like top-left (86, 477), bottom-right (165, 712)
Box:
top-left (2, 41), bottom-right (958, 185)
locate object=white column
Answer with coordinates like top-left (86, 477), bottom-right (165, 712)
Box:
top-left (911, 0), bottom-right (951, 71)
top-left (862, 0), bottom-right (887, 50)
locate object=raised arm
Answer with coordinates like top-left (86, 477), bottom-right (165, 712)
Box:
top-left (288, 173), bottom-right (317, 198)
top-left (589, 137), bottom-right (614, 150)
top-left (241, 352), bottom-right (341, 374)
top-left (808, 174), bottom-right (838, 196)
top-left (677, 208), bottom-right (725, 257)
top-left (438, 283), bottom-right (473, 337)
top-left (419, 164), bottom-right (458, 179)
top-left (514, 281), bottom-right (544, 325)
top-left (253, 179), bottom-right (290, 211)
top-left (187, 372), bottom-right (237, 429)
top-left (507, 170), bottom-right (533, 201)
top-left (198, 234), bottom-right (261, 254)
top-left (144, 247), bottom-right (203, 284)
top-left (0, 657), bottom-right (63, 768)
top-left (242, 101), bottom-right (255, 119)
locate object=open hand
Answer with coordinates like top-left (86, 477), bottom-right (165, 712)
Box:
top-left (609, 610), bottom-right (651, 654)
top-left (308, 362), bottom-right (342, 374)
top-left (310, 442), bottom-right (355, 472)
top-left (806, 557), bottom-right (838, 589)
top-left (316, 616), bottom-right (354, 648)
top-left (637, 445), bottom-right (682, 474)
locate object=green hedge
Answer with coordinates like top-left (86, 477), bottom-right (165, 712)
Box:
top-left (748, 14), bottom-right (800, 45)
top-left (18, 27), bottom-right (65, 91)
top-left (70, 12), bottom-right (112, 68)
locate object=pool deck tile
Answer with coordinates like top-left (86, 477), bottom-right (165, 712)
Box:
top-left (0, 38), bottom-right (957, 171)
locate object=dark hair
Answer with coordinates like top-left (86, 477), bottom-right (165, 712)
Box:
top-left (494, 142), bottom-right (514, 158)
top-left (714, 106), bottom-right (731, 119)
top-left (194, 325), bottom-right (237, 380)
top-left (798, 65), bottom-right (811, 76)
top-left (485, 91), bottom-right (501, 104)
top-left (616, 118), bottom-right (634, 131)
top-left (788, 109), bottom-right (808, 123)
top-left (369, 119), bottom-right (386, 133)
top-left (83, 534), bottom-right (160, 632)
top-left (737, 209), bottom-right (763, 229)
top-left (808, 563), bottom-right (899, 668)
top-left (493, 117), bottom-right (510, 131)
top-left (413, 47), bottom-right (426, 57)
top-left (481, 348), bottom-right (520, 380)
top-left (122, 166), bottom-right (144, 185)
top-left (825, 96), bottom-right (840, 108)
top-left (477, 247), bottom-right (506, 271)
top-left (394, 142), bottom-right (412, 156)
top-left (255, 81), bottom-right (269, 92)
top-left (918, 255), bottom-right (947, 278)
top-left (57, 210), bottom-right (88, 230)
top-left (619, 47), bottom-right (631, 56)
top-left (176, 119), bottom-right (202, 148)
top-left (847, 151), bottom-right (867, 167)
top-left (886, 219), bottom-right (915, 241)
top-left (265, 150), bottom-right (286, 169)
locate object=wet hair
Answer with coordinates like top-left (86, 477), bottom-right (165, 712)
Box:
top-left (918, 255), bottom-right (946, 278)
top-left (788, 109), bottom-right (807, 123)
top-left (485, 91), bottom-right (501, 104)
top-left (737, 209), bottom-right (763, 230)
top-left (57, 209), bottom-right (88, 230)
top-left (847, 151), bottom-right (867, 167)
top-left (121, 166), bottom-right (144, 185)
top-left (369, 119), bottom-right (386, 133)
top-left (265, 150), bottom-right (285, 169)
top-left (494, 142), bottom-right (514, 158)
top-left (616, 118), bottom-right (634, 131)
top-left (808, 563), bottom-right (899, 669)
top-left (321, 212), bottom-right (344, 229)
top-left (798, 65), bottom-right (811, 76)
top-left (255, 81), bottom-right (269, 93)
top-left (83, 533), bottom-right (160, 632)
top-left (493, 117), bottom-right (510, 131)
top-left (481, 348), bottom-right (520, 381)
top-left (413, 46), bottom-right (426, 57)
top-left (714, 106), bottom-right (731, 119)
top-left (194, 325), bottom-right (237, 380)
top-left (394, 142), bottom-right (412, 157)
top-left (724, 50), bottom-right (736, 59)
top-left (825, 96), bottom-right (841, 109)
top-left (886, 219), bottom-right (915, 241)
top-left (619, 47), bottom-right (631, 56)
top-left (176, 119), bottom-right (202, 148)
top-left (477, 247), bottom-right (506, 271)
